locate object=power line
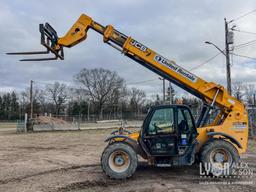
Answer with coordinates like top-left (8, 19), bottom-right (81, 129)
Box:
top-left (127, 78), bottom-right (158, 85)
top-left (128, 53), bottom-right (223, 80)
top-left (230, 8), bottom-right (256, 22)
top-left (233, 29), bottom-right (256, 35)
top-left (235, 42), bottom-right (256, 51)
top-left (190, 52), bottom-right (221, 71)
top-left (33, 81), bottom-right (81, 90)
top-left (35, 79), bottom-right (159, 88)
top-left (235, 39), bottom-right (256, 47)
top-left (234, 39), bottom-right (256, 49)
top-left (232, 53), bottom-right (256, 60)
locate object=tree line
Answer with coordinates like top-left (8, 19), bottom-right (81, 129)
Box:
top-left (0, 92), bottom-right (19, 120)
top-left (1, 69), bottom-right (255, 122)
top-left (0, 68), bottom-right (151, 121)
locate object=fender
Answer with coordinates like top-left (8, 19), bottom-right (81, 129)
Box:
top-left (110, 130), bottom-right (132, 135)
top-left (104, 135), bottom-right (137, 143)
top-left (207, 132), bottom-right (242, 148)
top-left (104, 135), bottom-right (147, 158)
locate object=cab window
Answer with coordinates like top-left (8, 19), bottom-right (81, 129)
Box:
top-left (147, 108), bottom-right (175, 135)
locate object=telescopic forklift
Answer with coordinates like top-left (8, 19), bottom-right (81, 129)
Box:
top-left (7, 14), bottom-right (248, 179)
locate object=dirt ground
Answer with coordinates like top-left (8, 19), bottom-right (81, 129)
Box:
top-left (0, 128), bottom-right (255, 192)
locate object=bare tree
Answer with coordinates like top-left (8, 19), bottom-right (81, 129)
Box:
top-left (244, 84), bottom-right (256, 137)
top-left (37, 90), bottom-right (48, 113)
top-left (19, 91), bottom-right (29, 114)
top-left (129, 87), bottom-right (146, 118)
top-left (19, 86), bottom-right (42, 115)
top-left (232, 81), bottom-right (244, 102)
top-left (245, 84), bottom-right (255, 106)
top-left (21, 86), bottom-right (41, 103)
top-left (74, 68), bottom-right (125, 119)
top-left (150, 94), bottom-right (161, 106)
top-left (45, 82), bottom-right (68, 115)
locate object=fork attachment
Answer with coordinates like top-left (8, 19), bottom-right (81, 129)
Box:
top-left (6, 23), bottom-right (64, 61)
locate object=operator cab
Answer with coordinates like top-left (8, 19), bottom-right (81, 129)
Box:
top-left (141, 105), bottom-right (198, 165)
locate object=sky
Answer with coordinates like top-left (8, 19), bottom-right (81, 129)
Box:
top-left (1, 0), bottom-right (256, 99)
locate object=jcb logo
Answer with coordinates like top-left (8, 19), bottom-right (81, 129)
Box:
top-left (130, 39), bottom-right (147, 52)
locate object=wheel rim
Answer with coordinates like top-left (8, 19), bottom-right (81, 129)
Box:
top-left (108, 150), bottom-right (130, 173)
top-left (209, 148), bottom-right (232, 173)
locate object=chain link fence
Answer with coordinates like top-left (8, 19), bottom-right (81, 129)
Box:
top-left (0, 108), bottom-right (255, 136)
top-left (248, 108), bottom-right (256, 137)
top-left (0, 119), bottom-right (27, 133)
top-left (27, 113), bottom-right (142, 131)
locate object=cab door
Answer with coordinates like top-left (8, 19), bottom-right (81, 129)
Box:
top-left (142, 106), bottom-right (178, 156)
top-left (177, 107), bottom-right (198, 146)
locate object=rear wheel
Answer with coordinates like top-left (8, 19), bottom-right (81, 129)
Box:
top-left (101, 142), bottom-right (138, 179)
top-left (200, 139), bottom-right (239, 176)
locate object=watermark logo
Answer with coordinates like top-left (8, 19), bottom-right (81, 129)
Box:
top-left (200, 162), bottom-right (230, 177)
top-left (199, 161), bottom-right (254, 185)
top-left (199, 161), bottom-right (254, 178)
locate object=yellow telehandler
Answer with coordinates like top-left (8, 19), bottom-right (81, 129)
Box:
top-left (8, 14), bottom-right (248, 179)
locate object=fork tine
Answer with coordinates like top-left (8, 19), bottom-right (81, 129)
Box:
top-left (20, 57), bottom-right (58, 61)
top-left (7, 23), bottom-right (64, 61)
top-left (6, 50), bottom-right (50, 55)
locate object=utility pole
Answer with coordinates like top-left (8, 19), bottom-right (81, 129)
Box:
top-left (87, 101), bottom-right (90, 122)
top-left (159, 77), bottom-right (165, 104)
top-left (78, 95), bottom-right (81, 130)
top-left (169, 82), bottom-right (174, 104)
top-left (30, 80), bottom-right (33, 119)
top-left (163, 79), bottom-right (165, 103)
top-left (205, 18), bottom-right (234, 95)
top-left (253, 93), bottom-right (256, 107)
top-left (167, 82), bottom-right (174, 105)
top-left (224, 18), bottom-right (232, 95)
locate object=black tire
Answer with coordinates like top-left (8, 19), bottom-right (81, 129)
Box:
top-left (101, 142), bottom-right (138, 179)
top-left (200, 139), bottom-right (239, 176)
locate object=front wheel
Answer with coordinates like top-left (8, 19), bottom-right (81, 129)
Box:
top-left (200, 139), bottom-right (239, 176)
top-left (101, 142), bottom-right (138, 179)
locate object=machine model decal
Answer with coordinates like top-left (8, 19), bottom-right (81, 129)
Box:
top-left (154, 54), bottom-right (198, 83)
top-left (130, 39), bottom-right (148, 52)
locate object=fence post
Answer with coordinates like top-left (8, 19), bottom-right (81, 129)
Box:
top-left (77, 115), bottom-right (80, 130)
top-left (24, 113), bottom-right (28, 133)
top-left (250, 112), bottom-right (255, 137)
